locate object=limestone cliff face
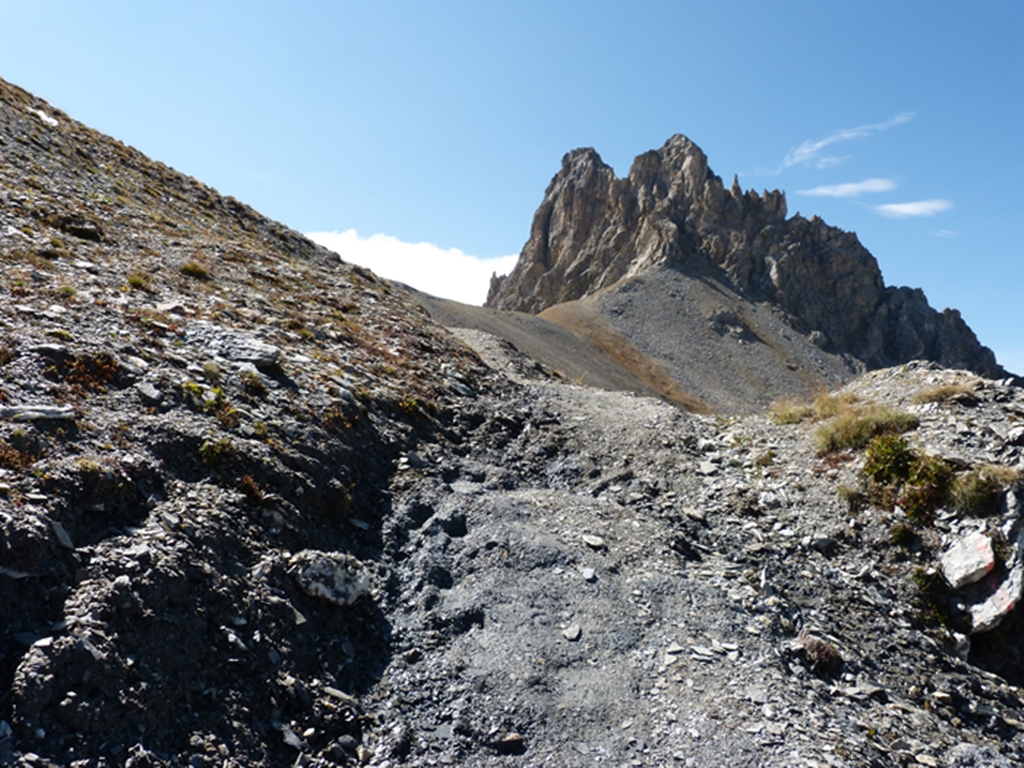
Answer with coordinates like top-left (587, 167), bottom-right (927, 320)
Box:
top-left (487, 135), bottom-right (1003, 377)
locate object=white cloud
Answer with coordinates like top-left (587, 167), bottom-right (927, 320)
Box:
top-left (797, 178), bottom-right (897, 198)
top-left (935, 229), bottom-right (960, 238)
top-left (782, 113), bottom-right (913, 170)
top-left (306, 229), bottom-right (519, 306)
top-left (874, 199), bottom-right (953, 218)
top-left (813, 155), bottom-right (850, 169)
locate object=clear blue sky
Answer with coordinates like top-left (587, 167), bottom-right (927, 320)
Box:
top-left (2, 2), bottom-right (1022, 373)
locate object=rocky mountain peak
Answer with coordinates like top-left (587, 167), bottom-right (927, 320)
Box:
top-left (487, 136), bottom-right (1002, 380)
top-left (6, 76), bottom-right (1024, 768)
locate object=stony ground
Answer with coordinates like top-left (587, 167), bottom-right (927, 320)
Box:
top-left (3, 76), bottom-right (1024, 768)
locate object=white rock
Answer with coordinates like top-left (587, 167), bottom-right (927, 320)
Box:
top-left (0, 405), bottom-right (76, 421)
top-left (971, 564), bottom-right (1024, 633)
top-left (940, 532), bottom-right (994, 588)
top-left (288, 550), bottom-right (372, 606)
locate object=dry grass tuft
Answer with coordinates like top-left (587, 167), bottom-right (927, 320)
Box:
top-left (813, 406), bottom-right (918, 455)
top-left (950, 464), bottom-right (1021, 516)
top-left (912, 380), bottom-right (979, 404)
top-left (181, 261), bottom-right (211, 280)
top-left (770, 391), bottom-right (858, 425)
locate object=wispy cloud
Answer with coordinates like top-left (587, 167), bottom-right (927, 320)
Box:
top-left (306, 229), bottom-right (519, 306)
top-left (782, 113), bottom-right (913, 170)
top-left (935, 229), bottom-right (960, 238)
top-left (797, 178), bottom-right (897, 198)
top-left (874, 199), bottom-right (953, 218)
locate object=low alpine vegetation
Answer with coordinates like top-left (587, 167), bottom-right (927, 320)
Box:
top-left (813, 406), bottom-right (918, 455)
top-left (950, 464), bottom-right (1020, 516)
top-left (912, 380), bottom-right (979, 404)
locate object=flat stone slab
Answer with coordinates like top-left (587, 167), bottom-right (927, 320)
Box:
top-left (971, 564), bottom-right (1024, 633)
top-left (0, 405), bottom-right (76, 421)
top-left (940, 532), bottom-right (994, 589)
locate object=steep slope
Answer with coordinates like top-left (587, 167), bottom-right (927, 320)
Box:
top-left (487, 135), bottom-right (1003, 381)
top-left (5, 78), bottom-right (1024, 768)
top-left (0, 76), bottom-right (497, 766)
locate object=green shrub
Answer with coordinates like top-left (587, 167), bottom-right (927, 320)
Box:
top-left (199, 438), bottom-right (233, 467)
top-left (862, 434), bottom-right (916, 484)
top-left (240, 371), bottom-right (267, 398)
top-left (889, 522), bottom-right (918, 547)
top-left (898, 454), bottom-right (952, 521)
top-left (860, 434), bottom-right (951, 522)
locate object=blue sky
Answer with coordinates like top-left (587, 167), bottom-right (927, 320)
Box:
top-left (2, 2), bottom-right (1022, 373)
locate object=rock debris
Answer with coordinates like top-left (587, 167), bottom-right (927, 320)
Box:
top-left (2, 76), bottom-right (1024, 768)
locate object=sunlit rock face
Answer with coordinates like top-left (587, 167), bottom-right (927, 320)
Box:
top-left (487, 135), bottom-right (1003, 377)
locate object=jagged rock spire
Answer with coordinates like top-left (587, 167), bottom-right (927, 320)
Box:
top-left (487, 136), bottom-right (1002, 377)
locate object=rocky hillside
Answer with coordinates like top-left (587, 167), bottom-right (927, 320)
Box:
top-left (486, 136), bottom-right (1003, 380)
top-left (4, 77), bottom-right (1024, 768)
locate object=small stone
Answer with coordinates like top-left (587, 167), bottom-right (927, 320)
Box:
top-left (356, 745), bottom-right (373, 763)
top-left (683, 506), bottom-right (705, 522)
top-left (335, 734), bottom-right (359, 753)
top-left (581, 567), bottom-right (596, 582)
top-left (563, 624), bottom-right (582, 641)
top-left (582, 534), bottom-right (605, 549)
top-left (809, 533), bottom-right (835, 553)
top-left (493, 733), bottom-right (525, 754)
top-left (697, 461), bottom-right (718, 476)
top-left (746, 686), bottom-right (769, 704)
top-left (50, 521), bottom-right (74, 550)
top-left (282, 726), bottom-right (308, 750)
top-left (156, 300), bottom-right (188, 315)
top-left (135, 381), bottom-right (162, 404)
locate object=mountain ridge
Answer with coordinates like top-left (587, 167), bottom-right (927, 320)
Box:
top-left (486, 135), bottom-right (1003, 381)
top-left (4, 76), bottom-right (1024, 768)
